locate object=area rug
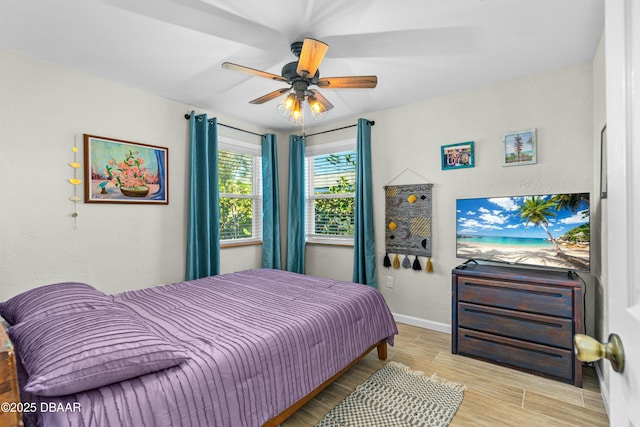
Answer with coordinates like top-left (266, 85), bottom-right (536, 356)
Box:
top-left (316, 361), bottom-right (466, 427)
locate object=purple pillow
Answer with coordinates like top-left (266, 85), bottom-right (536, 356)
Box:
top-left (0, 282), bottom-right (113, 324)
top-left (8, 309), bottom-right (189, 396)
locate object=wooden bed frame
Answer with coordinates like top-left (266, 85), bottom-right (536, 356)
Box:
top-left (3, 302), bottom-right (390, 427)
top-left (263, 340), bottom-right (388, 426)
top-left (0, 327), bottom-right (22, 427)
top-left (3, 323), bottom-right (387, 427)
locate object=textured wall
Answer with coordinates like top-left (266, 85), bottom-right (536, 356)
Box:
top-left (0, 49), bottom-right (263, 299)
top-left (304, 63), bottom-right (595, 332)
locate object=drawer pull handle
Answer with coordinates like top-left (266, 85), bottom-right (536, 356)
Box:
top-left (463, 308), bottom-right (564, 328)
top-left (465, 333), bottom-right (564, 359)
top-left (463, 282), bottom-right (563, 298)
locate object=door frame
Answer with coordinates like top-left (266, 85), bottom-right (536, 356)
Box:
top-left (604, 0), bottom-right (640, 424)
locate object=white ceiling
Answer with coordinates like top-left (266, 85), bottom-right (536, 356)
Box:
top-left (0, 0), bottom-right (604, 132)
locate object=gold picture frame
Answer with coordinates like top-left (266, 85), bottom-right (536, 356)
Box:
top-left (84, 134), bottom-right (168, 204)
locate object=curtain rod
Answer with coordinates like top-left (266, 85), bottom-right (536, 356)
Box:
top-left (183, 114), bottom-right (264, 137)
top-left (183, 114), bottom-right (374, 138)
top-left (303, 120), bottom-right (375, 138)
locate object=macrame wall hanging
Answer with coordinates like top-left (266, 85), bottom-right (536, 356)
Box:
top-left (383, 182), bottom-right (434, 272)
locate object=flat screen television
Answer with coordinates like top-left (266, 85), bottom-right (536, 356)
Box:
top-left (456, 193), bottom-right (590, 271)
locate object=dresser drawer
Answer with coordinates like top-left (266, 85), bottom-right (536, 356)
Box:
top-left (458, 276), bottom-right (574, 318)
top-left (458, 302), bottom-right (574, 349)
top-left (457, 328), bottom-right (574, 382)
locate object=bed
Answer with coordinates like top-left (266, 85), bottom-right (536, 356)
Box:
top-left (0, 268), bottom-right (398, 426)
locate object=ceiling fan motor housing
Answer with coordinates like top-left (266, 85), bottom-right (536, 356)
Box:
top-left (291, 80), bottom-right (309, 99)
top-left (282, 61), bottom-right (319, 84)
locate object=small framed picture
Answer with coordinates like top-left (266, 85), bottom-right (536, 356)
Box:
top-left (503, 129), bottom-right (536, 166)
top-left (441, 141), bottom-right (474, 170)
top-left (84, 134), bottom-right (169, 204)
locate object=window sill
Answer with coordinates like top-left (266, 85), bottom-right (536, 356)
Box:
top-left (221, 240), bottom-right (262, 249)
top-left (306, 240), bottom-right (354, 247)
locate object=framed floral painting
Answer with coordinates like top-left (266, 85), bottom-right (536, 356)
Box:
top-left (84, 134), bottom-right (168, 204)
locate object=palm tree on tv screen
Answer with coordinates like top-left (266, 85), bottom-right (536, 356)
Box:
top-left (519, 196), bottom-right (563, 253)
top-left (551, 193), bottom-right (589, 213)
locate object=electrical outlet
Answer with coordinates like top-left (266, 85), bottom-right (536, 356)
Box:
top-left (386, 276), bottom-right (394, 288)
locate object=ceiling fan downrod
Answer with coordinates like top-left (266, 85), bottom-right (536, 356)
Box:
top-left (290, 41), bottom-right (304, 57)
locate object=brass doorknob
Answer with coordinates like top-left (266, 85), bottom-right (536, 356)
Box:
top-left (574, 333), bottom-right (625, 373)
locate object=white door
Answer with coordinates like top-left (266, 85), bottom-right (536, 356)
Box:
top-left (605, 0), bottom-right (640, 424)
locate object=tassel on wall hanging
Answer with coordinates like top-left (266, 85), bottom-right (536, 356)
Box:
top-left (402, 255), bottom-right (411, 268)
top-left (426, 257), bottom-right (433, 273)
top-left (383, 181), bottom-right (435, 273)
top-left (383, 253), bottom-right (391, 268)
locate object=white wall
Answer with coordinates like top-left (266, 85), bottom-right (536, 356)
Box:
top-left (1, 47), bottom-right (598, 337)
top-left (0, 48), bottom-right (264, 299)
top-left (303, 63), bottom-right (595, 332)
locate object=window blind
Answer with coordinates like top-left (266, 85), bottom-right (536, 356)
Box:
top-left (305, 149), bottom-right (356, 242)
top-left (218, 145), bottom-right (262, 243)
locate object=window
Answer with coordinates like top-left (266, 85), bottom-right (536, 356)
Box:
top-left (218, 139), bottom-right (262, 244)
top-left (305, 140), bottom-right (357, 244)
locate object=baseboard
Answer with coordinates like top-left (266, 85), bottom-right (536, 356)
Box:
top-left (594, 362), bottom-right (610, 419)
top-left (392, 313), bottom-right (451, 334)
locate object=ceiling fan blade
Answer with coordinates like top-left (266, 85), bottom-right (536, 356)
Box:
top-left (296, 38), bottom-right (329, 79)
top-left (222, 62), bottom-right (287, 82)
top-left (309, 90), bottom-right (334, 111)
top-left (249, 88), bottom-right (291, 104)
top-left (317, 76), bottom-right (378, 89)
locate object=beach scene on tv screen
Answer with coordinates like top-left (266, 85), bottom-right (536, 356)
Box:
top-left (456, 193), bottom-right (590, 271)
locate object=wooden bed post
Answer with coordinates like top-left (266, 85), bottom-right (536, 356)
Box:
top-left (376, 341), bottom-right (387, 360)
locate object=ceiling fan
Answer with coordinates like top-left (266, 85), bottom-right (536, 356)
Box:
top-left (221, 38), bottom-right (377, 123)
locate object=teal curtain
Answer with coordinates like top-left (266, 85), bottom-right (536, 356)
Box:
top-left (261, 133), bottom-right (281, 269)
top-left (286, 135), bottom-right (306, 273)
top-left (353, 119), bottom-right (377, 287)
top-left (186, 112), bottom-right (220, 280)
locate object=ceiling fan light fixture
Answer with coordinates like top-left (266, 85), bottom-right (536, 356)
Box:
top-left (277, 93), bottom-right (297, 117)
top-left (288, 99), bottom-right (304, 125)
top-left (308, 95), bottom-right (329, 121)
top-left (277, 91), bottom-right (327, 125)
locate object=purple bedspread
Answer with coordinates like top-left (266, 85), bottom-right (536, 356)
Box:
top-left (23, 269), bottom-right (397, 426)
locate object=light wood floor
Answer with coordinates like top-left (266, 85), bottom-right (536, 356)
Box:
top-left (282, 322), bottom-right (609, 427)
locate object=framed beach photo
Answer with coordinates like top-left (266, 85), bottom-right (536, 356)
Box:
top-left (84, 134), bottom-right (168, 204)
top-left (441, 141), bottom-right (474, 170)
top-left (502, 129), bottom-right (536, 166)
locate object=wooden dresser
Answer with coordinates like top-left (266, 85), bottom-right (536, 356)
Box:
top-left (451, 264), bottom-right (583, 387)
top-left (0, 326), bottom-right (23, 427)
